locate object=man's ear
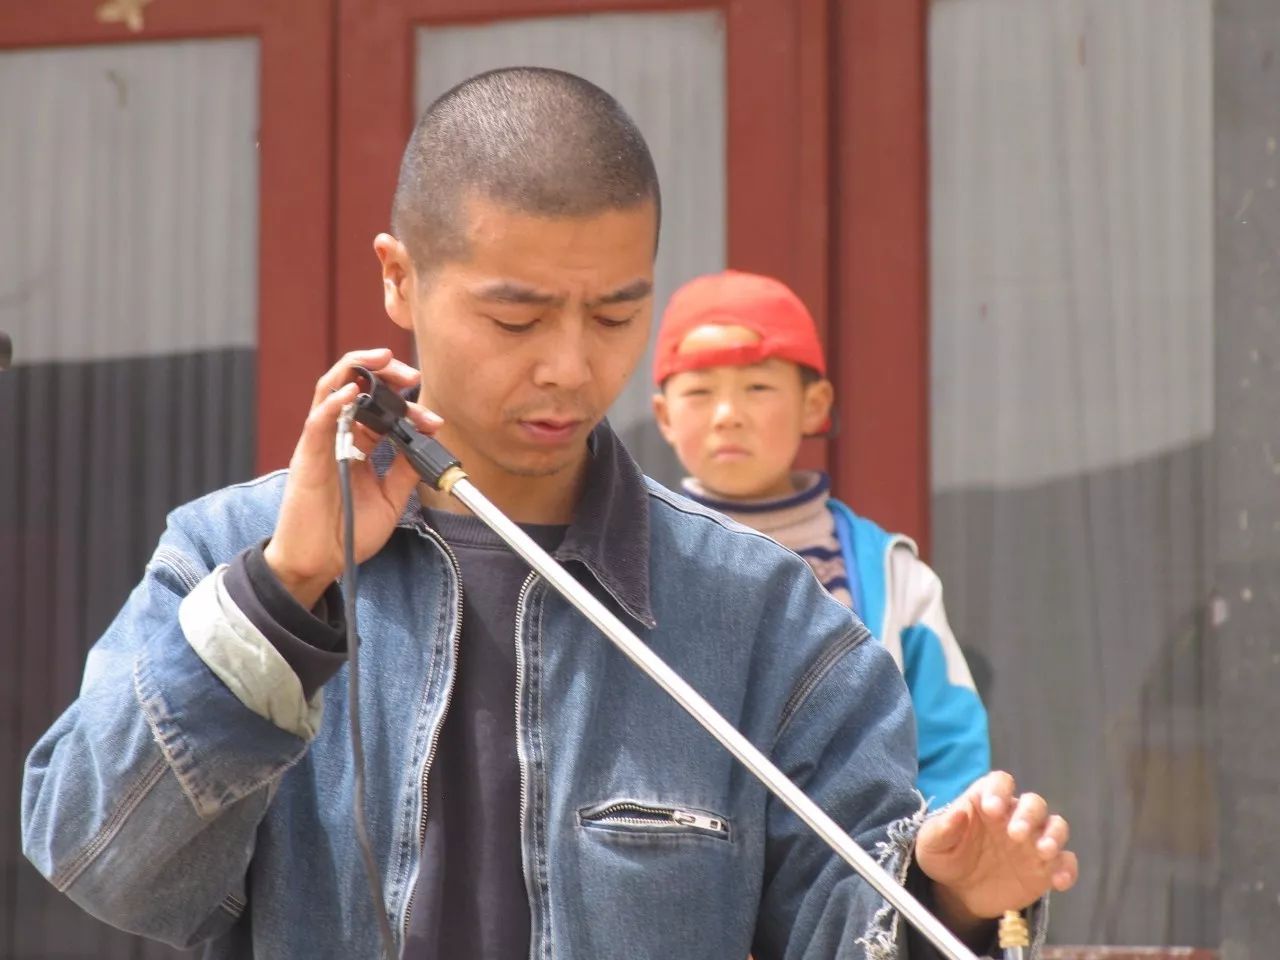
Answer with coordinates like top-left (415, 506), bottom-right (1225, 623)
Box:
top-left (801, 378), bottom-right (835, 436)
top-left (373, 233), bottom-right (414, 331)
top-left (652, 390), bottom-right (677, 446)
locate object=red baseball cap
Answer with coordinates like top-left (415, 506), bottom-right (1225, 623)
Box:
top-left (653, 270), bottom-right (826, 386)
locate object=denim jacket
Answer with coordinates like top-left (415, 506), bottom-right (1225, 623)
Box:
top-left (22, 425), bottom-right (999, 959)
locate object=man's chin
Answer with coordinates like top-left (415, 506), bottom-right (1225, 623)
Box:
top-left (495, 446), bottom-right (586, 479)
top-left (501, 462), bottom-right (573, 479)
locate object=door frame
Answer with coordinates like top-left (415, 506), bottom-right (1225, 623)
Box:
top-left (831, 0), bottom-right (931, 551)
top-left (0, 0), bottom-right (335, 471)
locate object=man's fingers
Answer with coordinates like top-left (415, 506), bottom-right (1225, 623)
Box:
top-left (986, 771), bottom-right (1017, 799)
top-left (976, 771), bottom-right (1016, 819)
top-left (295, 382), bottom-right (359, 465)
top-left (1008, 793), bottom-right (1049, 840)
top-left (916, 804), bottom-right (970, 860)
top-left (1050, 851), bottom-right (1079, 891)
top-left (405, 401), bottom-right (444, 434)
top-left (1036, 815), bottom-right (1070, 859)
top-left (370, 358), bottom-right (422, 390)
top-left (381, 453), bottom-right (423, 513)
top-left (311, 348), bottom-right (394, 407)
top-left (351, 421), bottom-right (386, 456)
top-left (307, 381), bottom-right (359, 433)
top-left (937, 804), bottom-right (970, 847)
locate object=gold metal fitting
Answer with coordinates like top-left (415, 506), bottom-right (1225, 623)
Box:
top-left (437, 465), bottom-right (468, 494)
top-left (998, 910), bottom-right (1030, 949)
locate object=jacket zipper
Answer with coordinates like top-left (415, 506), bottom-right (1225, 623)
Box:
top-left (513, 573), bottom-right (538, 906)
top-left (400, 525), bottom-right (466, 946)
top-left (582, 801), bottom-right (728, 836)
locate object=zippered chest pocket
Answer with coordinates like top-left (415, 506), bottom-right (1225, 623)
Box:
top-left (578, 799), bottom-right (732, 842)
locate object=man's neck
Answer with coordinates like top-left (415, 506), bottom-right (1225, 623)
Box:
top-left (416, 440), bottom-right (588, 526)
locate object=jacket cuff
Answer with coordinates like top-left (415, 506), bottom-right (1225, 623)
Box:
top-left (864, 798), bottom-right (1050, 960)
top-left (222, 542), bottom-right (348, 701)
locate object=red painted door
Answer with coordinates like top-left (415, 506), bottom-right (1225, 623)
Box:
top-left (330, 0), bottom-right (833, 479)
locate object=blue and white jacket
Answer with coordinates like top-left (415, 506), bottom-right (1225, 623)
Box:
top-left (829, 500), bottom-right (990, 806)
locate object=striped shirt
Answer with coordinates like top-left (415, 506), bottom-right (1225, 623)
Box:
top-left (681, 472), bottom-right (854, 609)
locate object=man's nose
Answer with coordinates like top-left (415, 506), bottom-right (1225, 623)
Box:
top-left (532, 325), bottom-right (592, 391)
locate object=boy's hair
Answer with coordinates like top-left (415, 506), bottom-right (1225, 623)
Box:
top-left (391, 67), bottom-right (661, 270)
top-left (798, 364), bottom-right (823, 386)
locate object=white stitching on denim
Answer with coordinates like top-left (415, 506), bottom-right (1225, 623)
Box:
top-left (151, 546), bottom-right (203, 594)
top-left (133, 650), bottom-right (212, 817)
top-left (52, 756), bottom-right (167, 892)
top-left (133, 643), bottom-right (311, 819)
top-left (777, 625), bottom-right (870, 735)
top-left (648, 482), bottom-right (873, 744)
top-left (645, 482), bottom-right (792, 553)
top-left (225, 468), bottom-right (289, 490)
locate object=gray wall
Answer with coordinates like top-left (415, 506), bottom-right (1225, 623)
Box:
top-left (0, 38), bottom-right (259, 958)
top-left (929, 0), bottom-right (1219, 945)
top-left (1212, 0), bottom-right (1280, 956)
top-left (932, 0), bottom-right (1280, 950)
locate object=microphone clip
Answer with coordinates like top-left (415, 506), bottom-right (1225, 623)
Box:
top-left (347, 366), bottom-right (463, 492)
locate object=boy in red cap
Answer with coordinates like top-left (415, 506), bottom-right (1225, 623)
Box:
top-left (652, 270), bottom-right (990, 806)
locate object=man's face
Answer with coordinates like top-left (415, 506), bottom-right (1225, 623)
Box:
top-left (381, 194), bottom-right (656, 484)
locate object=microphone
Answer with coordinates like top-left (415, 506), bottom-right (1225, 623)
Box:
top-left (0, 332), bottom-right (11, 371)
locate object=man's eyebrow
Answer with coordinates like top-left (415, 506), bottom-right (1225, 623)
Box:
top-left (587, 279), bottom-right (653, 308)
top-left (469, 278), bottom-right (653, 309)
top-left (471, 281), bottom-right (561, 306)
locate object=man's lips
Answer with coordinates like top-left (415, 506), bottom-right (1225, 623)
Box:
top-left (517, 417), bottom-right (585, 444)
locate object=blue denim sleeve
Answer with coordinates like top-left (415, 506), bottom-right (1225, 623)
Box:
top-left (754, 627), bottom-right (929, 960)
top-left (20, 509), bottom-right (312, 948)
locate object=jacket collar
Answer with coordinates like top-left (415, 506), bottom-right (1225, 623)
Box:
top-left (379, 419), bottom-right (654, 628)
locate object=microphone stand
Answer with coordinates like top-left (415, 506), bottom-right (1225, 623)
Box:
top-left (348, 367), bottom-right (984, 960)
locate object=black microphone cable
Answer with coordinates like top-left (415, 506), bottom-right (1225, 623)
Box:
top-left (335, 403), bottom-right (398, 960)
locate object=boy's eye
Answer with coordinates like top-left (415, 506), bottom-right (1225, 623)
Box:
top-left (679, 387), bottom-right (712, 398)
top-left (747, 383), bottom-right (774, 392)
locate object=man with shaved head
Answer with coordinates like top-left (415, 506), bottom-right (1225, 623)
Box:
top-left (23, 68), bottom-right (1076, 959)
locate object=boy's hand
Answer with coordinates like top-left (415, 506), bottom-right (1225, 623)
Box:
top-left (264, 348), bottom-right (442, 609)
top-left (916, 771), bottom-right (1078, 940)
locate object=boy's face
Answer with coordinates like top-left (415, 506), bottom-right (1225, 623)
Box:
top-left (653, 325), bottom-right (832, 499)
top-left (375, 194), bottom-right (656, 485)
